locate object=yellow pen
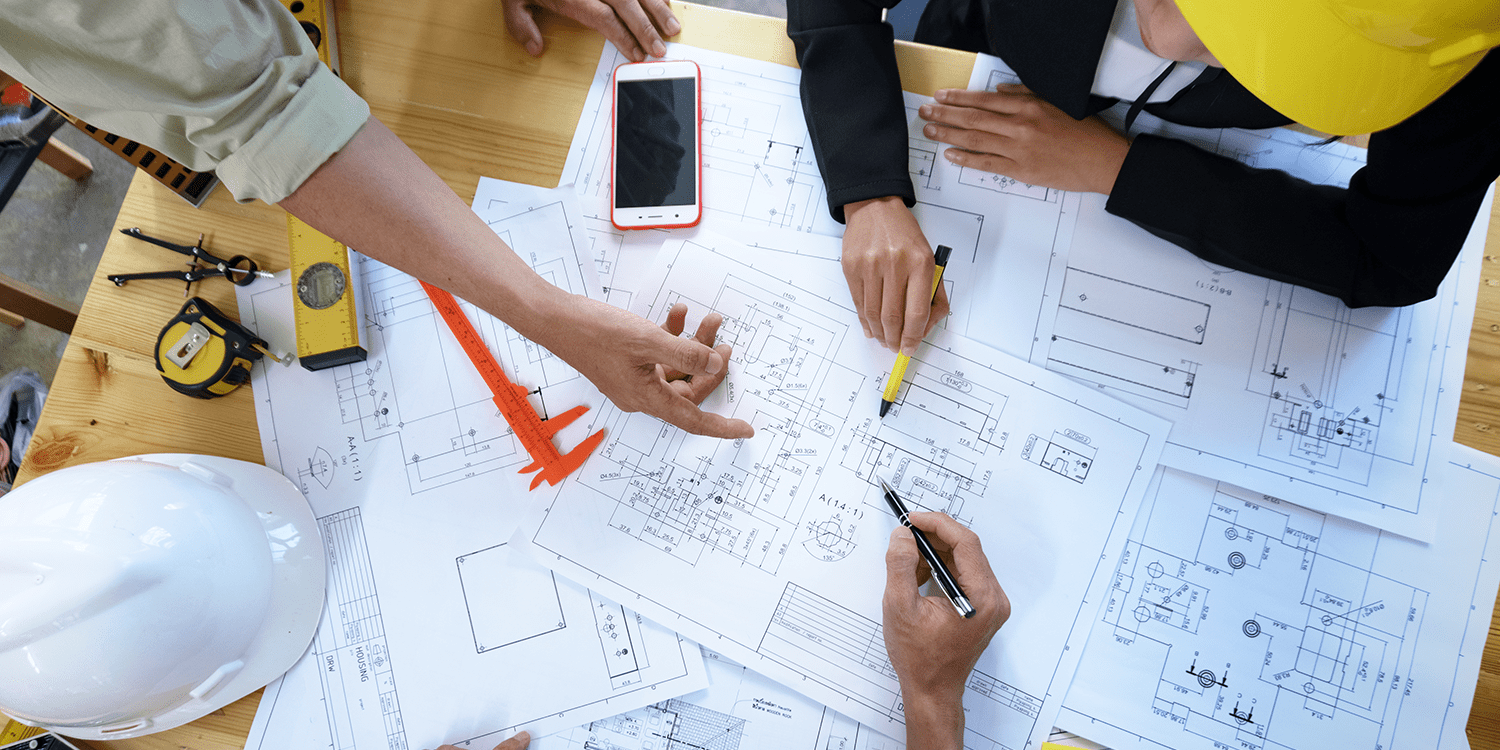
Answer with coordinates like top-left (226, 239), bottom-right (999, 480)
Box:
top-left (879, 244), bottom-right (952, 418)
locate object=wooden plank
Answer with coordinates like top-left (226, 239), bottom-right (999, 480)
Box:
top-left (0, 272), bottom-right (78, 334)
top-left (37, 135), bottom-right (92, 180)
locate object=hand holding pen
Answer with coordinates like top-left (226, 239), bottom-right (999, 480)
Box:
top-left (880, 487), bottom-right (1009, 746)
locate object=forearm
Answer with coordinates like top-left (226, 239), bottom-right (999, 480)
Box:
top-left (788, 0), bottom-right (914, 221)
top-left (900, 691), bottom-right (966, 750)
top-left (278, 116), bottom-right (564, 339)
top-left (1105, 133), bottom-right (1486, 308)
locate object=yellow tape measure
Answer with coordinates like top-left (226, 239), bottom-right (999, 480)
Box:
top-left (155, 297), bottom-right (276, 398)
top-left (287, 214), bottom-right (367, 371)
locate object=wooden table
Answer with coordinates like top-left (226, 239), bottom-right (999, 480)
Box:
top-left (14, 2), bottom-right (1500, 748)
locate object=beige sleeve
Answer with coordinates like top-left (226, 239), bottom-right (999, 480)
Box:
top-left (0, 0), bottom-right (370, 203)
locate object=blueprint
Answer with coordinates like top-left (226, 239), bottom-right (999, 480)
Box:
top-left (560, 42), bottom-right (1079, 362)
top-left (1056, 442), bottom-right (1500, 750)
top-left (963, 53), bottom-right (1492, 540)
top-left (514, 228), bottom-right (1171, 749)
top-left (237, 181), bottom-right (710, 750)
top-left (1043, 177), bottom-right (1488, 542)
top-left (521, 649), bottom-right (900, 750)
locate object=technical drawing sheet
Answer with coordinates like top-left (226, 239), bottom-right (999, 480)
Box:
top-left (514, 228), bottom-right (1172, 749)
top-left (560, 42), bottom-right (1079, 363)
top-left (1056, 443), bottom-right (1500, 750)
top-left (524, 649), bottom-right (900, 750)
top-left (967, 51), bottom-right (1492, 539)
top-left (237, 181), bottom-right (709, 750)
top-left (1044, 172), bottom-right (1488, 541)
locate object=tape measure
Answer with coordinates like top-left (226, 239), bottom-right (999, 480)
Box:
top-left (421, 282), bottom-right (606, 489)
top-left (287, 214), bottom-right (367, 371)
top-left (155, 297), bottom-right (276, 399)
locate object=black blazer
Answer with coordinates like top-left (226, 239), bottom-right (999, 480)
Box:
top-left (789, 0), bottom-right (1500, 307)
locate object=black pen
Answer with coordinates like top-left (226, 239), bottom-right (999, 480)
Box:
top-left (879, 476), bottom-right (975, 619)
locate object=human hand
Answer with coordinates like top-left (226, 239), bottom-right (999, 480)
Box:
top-left (433, 731), bottom-right (530, 750)
top-left (919, 85), bottom-right (1131, 195)
top-left (542, 294), bottom-right (754, 439)
top-left (841, 197), bottom-right (951, 355)
top-left (500, 0), bottom-right (681, 61)
top-left (883, 512), bottom-right (1009, 744)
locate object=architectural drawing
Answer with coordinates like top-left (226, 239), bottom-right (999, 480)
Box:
top-left (969, 41), bottom-right (1493, 539)
top-left (311, 507), bottom-right (409, 750)
top-left (1249, 285), bottom-right (1411, 484)
top-left (565, 45), bottom-right (837, 236)
top-left (562, 43), bottom-right (1081, 363)
top-left (1030, 148), bottom-right (1487, 539)
top-left (517, 229), bottom-right (1170, 750)
top-left (528, 651), bottom-right (902, 750)
top-left (238, 180), bottom-right (711, 750)
top-left (251, 185), bottom-right (606, 497)
top-left (1058, 451), bottom-right (1500, 750)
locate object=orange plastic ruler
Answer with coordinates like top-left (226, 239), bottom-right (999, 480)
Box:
top-left (420, 281), bottom-right (605, 489)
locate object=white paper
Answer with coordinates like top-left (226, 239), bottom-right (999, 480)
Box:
top-left (526, 649), bottom-right (901, 750)
top-left (237, 181), bottom-right (708, 750)
top-left (513, 227), bottom-right (1170, 749)
top-left (1048, 185), bottom-right (1485, 541)
top-left (562, 42), bottom-right (1080, 363)
top-left (1057, 443), bottom-right (1500, 750)
top-left (968, 52), bottom-right (1491, 540)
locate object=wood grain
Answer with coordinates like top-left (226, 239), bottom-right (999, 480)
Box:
top-left (13, 1), bottom-right (1500, 748)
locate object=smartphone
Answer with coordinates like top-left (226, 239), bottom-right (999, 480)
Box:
top-left (610, 60), bottom-right (702, 230)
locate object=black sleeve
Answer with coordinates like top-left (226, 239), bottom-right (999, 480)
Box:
top-left (1105, 52), bottom-right (1500, 309)
top-left (788, 0), bottom-right (914, 223)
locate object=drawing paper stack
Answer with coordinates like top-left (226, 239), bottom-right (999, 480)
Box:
top-left (235, 38), bottom-right (1500, 750)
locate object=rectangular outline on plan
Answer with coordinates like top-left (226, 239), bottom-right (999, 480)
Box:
top-left (456, 542), bottom-right (568, 654)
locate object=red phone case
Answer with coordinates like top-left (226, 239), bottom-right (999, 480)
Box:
top-left (609, 60), bottom-right (703, 231)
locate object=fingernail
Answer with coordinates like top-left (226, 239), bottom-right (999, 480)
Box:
top-left (526, 40), bottom-right (543, 56)
top-left (652, 41), bottom-right (667, 57)
top-left (919, 104), bottom-right (932, 118)
top-left (923, 124), bottom-right (937, 138)
top-left (935, 89), bottom-right (950, 102)
top-left (705, 353), bottom-right (722, 375)
top-left (667, 17), bottom-right (682, 35)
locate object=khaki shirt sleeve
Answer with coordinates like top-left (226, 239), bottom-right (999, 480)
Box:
top-left (0, 0), bottom-right (369, 204)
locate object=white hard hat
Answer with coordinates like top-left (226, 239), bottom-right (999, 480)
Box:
top-left (0, 454), bottom-right (325, 740)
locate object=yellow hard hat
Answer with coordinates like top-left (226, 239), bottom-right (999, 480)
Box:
top-left (1174, 0), bottom-right (1500, 134)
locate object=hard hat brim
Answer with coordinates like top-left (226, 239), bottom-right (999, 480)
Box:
top-left (55, 455), bottom-right (327, 741)
top-left (1175, 0), bottom-right (1486, 134)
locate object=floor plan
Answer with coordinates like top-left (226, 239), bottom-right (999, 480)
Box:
top-left (515, 228), bottom-right (1170, 750)
top-left (1058, 445), bottom-right (1500, 750)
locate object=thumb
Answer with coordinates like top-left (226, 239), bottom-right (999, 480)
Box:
top-left (501, 0), bottom-right (545, 56)
top-left (649, 325), bottom-right (723, 376)
top-left (884, 526), bottom-right (922, 607)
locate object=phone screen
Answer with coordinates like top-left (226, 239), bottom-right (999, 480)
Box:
top-left (614, 77), bottom-right (697, 209)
